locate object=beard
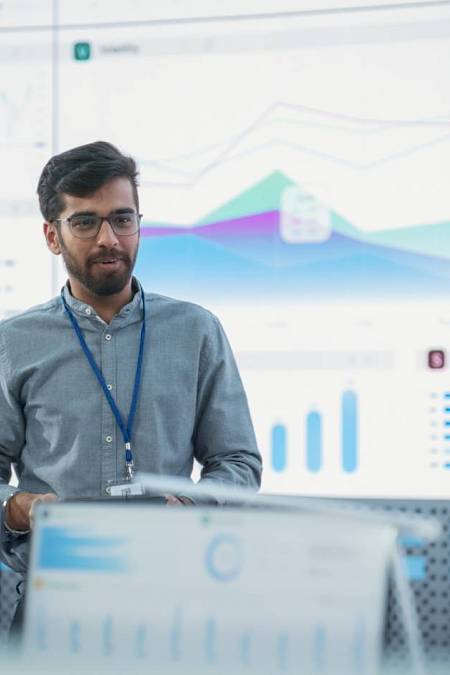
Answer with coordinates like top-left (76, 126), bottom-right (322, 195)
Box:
top-left (59, 236), bottom-right (138, 297)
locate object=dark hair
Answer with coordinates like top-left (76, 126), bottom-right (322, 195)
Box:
top-left (37, 141), bottom-right (139, 221)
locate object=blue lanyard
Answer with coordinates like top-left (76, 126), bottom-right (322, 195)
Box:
top-left (61, 287), bottom-right (146, 481)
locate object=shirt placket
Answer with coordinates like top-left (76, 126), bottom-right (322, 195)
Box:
top-left (100, 325), bottom-right (118, 494)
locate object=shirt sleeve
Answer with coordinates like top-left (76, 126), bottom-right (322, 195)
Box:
top-left (193, 314), bottom-right (262, 491)
top-left (0, 330), bottom-right (28, 572)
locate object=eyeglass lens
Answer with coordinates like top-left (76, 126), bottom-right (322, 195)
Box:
top-left (69, 213), bottom-right (140, 238)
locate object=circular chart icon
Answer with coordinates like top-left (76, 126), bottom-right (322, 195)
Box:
top-left (205, 534), bottom-right (243, 582)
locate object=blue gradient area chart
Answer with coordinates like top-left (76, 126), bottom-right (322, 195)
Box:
top-left (37, 526), bottom-right (129, 573)
top-left (135, 173), bottom-right (450, 303)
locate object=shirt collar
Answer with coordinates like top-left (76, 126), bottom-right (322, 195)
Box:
top-left (61, 277), bottom-right (143, 323)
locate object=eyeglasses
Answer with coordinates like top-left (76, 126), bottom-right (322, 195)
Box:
top-left (53, 212), bottom-right (142, 239)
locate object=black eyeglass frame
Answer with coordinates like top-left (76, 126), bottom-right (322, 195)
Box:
top-left (51, 212), bottom-right (143, 239)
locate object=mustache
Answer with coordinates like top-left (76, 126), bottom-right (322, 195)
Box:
top-left (88, 252), bottom-right (130, 265)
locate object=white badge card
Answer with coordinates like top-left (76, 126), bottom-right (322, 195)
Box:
top-left (107, 482), bottom-right (145, 497)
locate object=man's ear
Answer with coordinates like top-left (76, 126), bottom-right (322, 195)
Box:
top-left (43, 222), bottom-right (62, 255)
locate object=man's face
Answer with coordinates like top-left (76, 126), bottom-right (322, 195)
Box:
top-left (52, 177), bottom-right (140, 297)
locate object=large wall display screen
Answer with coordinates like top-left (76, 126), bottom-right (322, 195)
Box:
top-left (2, 1), bottom-right (450, 498)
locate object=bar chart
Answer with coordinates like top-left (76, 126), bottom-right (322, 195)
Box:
top-left (270, 390), bottom-right (358, 475)
top-left (428, 390), bottom-right (450, 471)
top-left (29, 609), bottom-right (370, 673)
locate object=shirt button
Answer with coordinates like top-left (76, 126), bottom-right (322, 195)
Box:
top-left (106, 435), bottom-right (112, 443)
top-left (105, 334), bottom-right (112, 341)
top-left (107, 384), bottom-right (113, 391)
top-left (85, 308), bottom-right (91, 315)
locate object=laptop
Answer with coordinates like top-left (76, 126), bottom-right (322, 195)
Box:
top-left (21, 500), bottom-right (395, 675)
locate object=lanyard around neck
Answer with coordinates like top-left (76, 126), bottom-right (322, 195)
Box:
top-left (61, 286), bottom-right (146, 481)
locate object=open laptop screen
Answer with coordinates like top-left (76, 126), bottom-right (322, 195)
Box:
top-left (23, 502), bottom-right (394, 675)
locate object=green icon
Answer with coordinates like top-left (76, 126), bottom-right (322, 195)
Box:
top-left (74, 42), bottom-right (91, 61)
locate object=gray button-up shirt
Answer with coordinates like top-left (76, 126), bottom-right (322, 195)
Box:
top-left (0, 280), bottom-right (261, 571)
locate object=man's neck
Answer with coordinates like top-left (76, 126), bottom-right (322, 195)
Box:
top-left (68, 278), bottom-right (134, 324)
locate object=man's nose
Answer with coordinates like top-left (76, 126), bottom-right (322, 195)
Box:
top-left (96, 218), bottom-right (119, 246)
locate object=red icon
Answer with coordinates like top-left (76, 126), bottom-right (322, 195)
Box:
top-left (428, 350), bottom-right (445, 369)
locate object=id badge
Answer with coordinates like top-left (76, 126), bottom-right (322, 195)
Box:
top-left (107, 482), bottom-right (144, 497)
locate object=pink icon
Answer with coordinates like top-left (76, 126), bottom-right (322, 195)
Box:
top-left (428, 350), bottom-right (445, 369)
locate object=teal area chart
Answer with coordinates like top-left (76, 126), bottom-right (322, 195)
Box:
top-left (135, 172), bottom-right (450, 302)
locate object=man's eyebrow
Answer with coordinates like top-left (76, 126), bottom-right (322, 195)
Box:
top-left (67, 208), bottom-right (135, 218)
top-left (66, 210), bottom-right (96, 218)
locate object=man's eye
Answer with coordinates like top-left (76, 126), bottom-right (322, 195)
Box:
top-left (72, 217), bottom-right (97, 228)
top-left (114, 215), bottom-right (132, 225)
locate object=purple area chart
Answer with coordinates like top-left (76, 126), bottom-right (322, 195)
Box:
top-left (135, 172), bottom-right (450, 303)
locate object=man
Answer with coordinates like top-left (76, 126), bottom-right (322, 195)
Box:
top-left (0, 141), bottom-right (262, 578)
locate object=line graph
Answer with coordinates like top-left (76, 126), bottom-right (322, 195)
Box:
top-left (138, 101), bottom-right (450, 187)
top-left (0, 88), bottom-right (49, 148)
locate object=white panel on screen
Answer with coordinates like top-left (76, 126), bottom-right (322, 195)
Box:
top-left (2, 1), bottom-right (450, 498)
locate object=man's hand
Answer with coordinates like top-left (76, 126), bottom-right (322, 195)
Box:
top-left (165, 495), bottom-right (193, 506)
top-left (5, 492), bottom-right (57, 532)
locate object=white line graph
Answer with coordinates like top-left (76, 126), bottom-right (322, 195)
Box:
top-left (138, 101), bottom-right (450, 188)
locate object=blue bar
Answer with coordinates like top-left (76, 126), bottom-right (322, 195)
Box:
top-left (271, 424), bottom-right (287, 472)
top-left (444, 463), bottom-right (450, 469)
top-left (205, 618), bottom-right (217, 664)
top-left (170, 608), bottom-right (182, 661)
top-left (445, 421), bottom-right (450, 427)
top-left (69, 621), bottom-right (81, 654)
top-left (306, 411), bottom-right (322, 472)
top-left (444, 436), bottom-right (450, 441)
top-left (37, 608), bottom-right (47, 653)
top-left (240, 632), bottom-right (252, 667)
top-left (444, 393), bottom-right (450, 399)
top-left (136, 624), bottom-right (148, 659)
top-left (276, 632), bottom-right (289, 671)
top-left (342, 390), bottom-right (358, 473)
top-left (403, 556), bottom-right (426, 581)
top-left (444, 408), bottom-right (450, 413)
top-left (313, 625), bottom-right (326, 672)
top-left (102, 616), bottom-right (113, 656)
